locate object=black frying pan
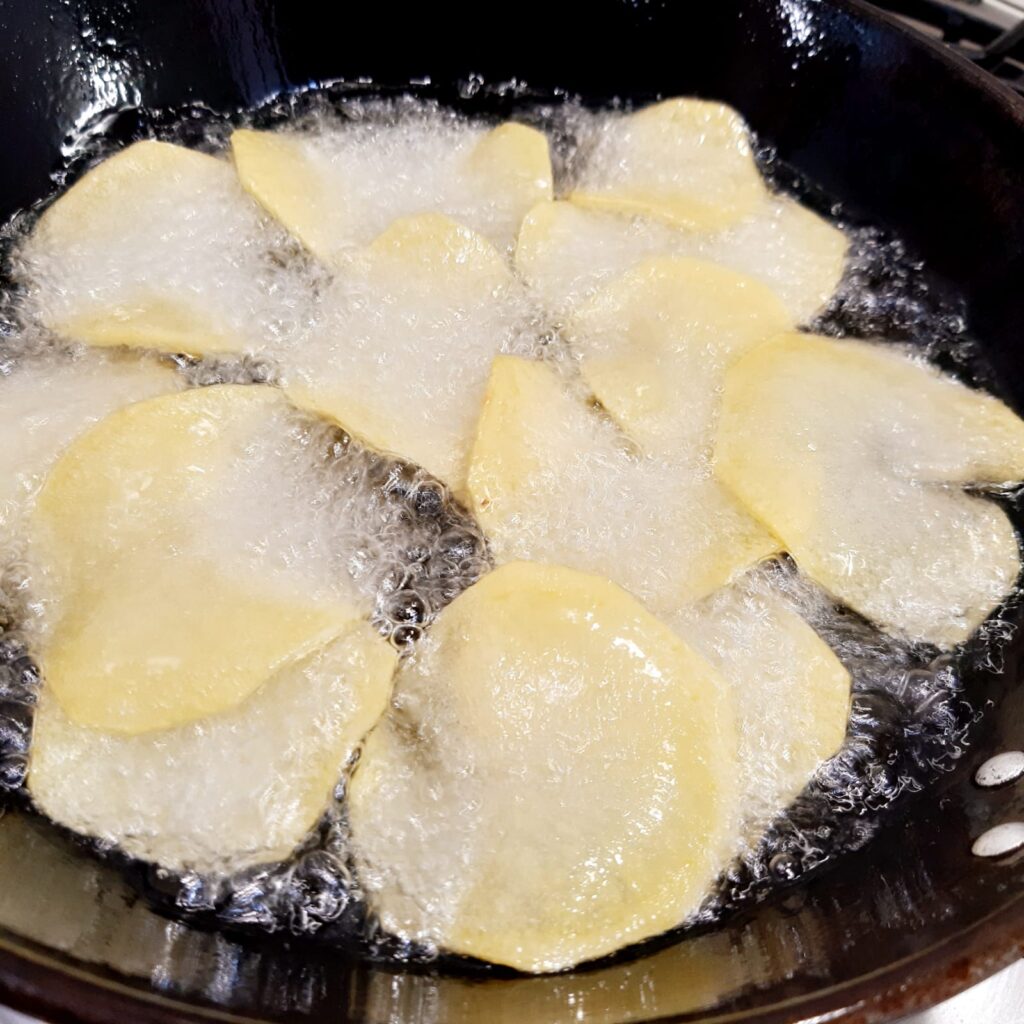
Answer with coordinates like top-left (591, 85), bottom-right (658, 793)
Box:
top-left (0, 1), bottom-right (1022, 1021)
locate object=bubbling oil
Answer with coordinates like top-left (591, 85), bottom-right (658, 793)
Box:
top-left (0, 86), bottom-right (1012, 967)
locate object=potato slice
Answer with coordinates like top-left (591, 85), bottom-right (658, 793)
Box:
top-left (348, 561), bottom-right (738, 972)
top-left (0, 353), bottom-right (181, 531)
top-left (703, 197), bottom-right (846, 326)
top-left (467, 356), bottom-right (778, 611)
top-left (30, 385), bottom-right (366, 733)
top-left (29, 617), bottom-right (395, 875)
top-left (230, 119), bottom-right (552, 259)
top-left (516, 198), bottom-right (846, 325)
top-left (33, 141), bottom-right (230, 246)
top-left (570, 257), bottom-right (793, 460)
top-left (365, 209), bottom-right (513, 281)
top-left (38, 562), bottom-right (356, 734)
top-left (22, 140), bottom-right (281, 355)
top-left (283, 213), bottom-right (526, 487)
top-left (231, 128), bottom-right (348, 266)
top-left (515, 200), bottom-right (682, 314)
top-left (464, 121), bottom-right (553, 216)
top-left (800, 340), bottom-right (1024, 485)
top-left (674, 585), bottom-right (850, 834)
top-left (569, 99), bottom-right (767, 231)
top-left (716, 334), bottom-right (1023, 645)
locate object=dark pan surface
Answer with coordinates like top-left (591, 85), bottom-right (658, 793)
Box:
top-left (0, 1), bottom-right (1022, 1021)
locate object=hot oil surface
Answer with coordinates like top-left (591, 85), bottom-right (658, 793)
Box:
top-left (0, 87), bottom-right (1013, 970)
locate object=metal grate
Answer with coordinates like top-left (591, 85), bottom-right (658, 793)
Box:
top-left (873, 0), bottom-right (1024, 94)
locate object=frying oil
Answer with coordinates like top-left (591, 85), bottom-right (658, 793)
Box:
top-left (0, 89), bottom-right (1012, 967)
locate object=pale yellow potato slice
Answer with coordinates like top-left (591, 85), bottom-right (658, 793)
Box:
top-left (570, 257), bottom-right (793, 460)
top-left (29, 617), bottom-right (396, 875)
top-left (0, 353), bottom-right (181, 531)
top-left (283, 213), bottom-right (525, 487)
top-left (230, 119), bottom-right (552, 260)
top-left (348, 561), bottom-right (738, 972)
top-left (705, 197), bottom-right (846, 325)
top-left (30, 385), bottom-right (363, 733)
top-left (674, 585), bottom-right (850, 834)
top-left (33, 141), bottom-right (230, 245)
top-left (231, 128), bottom-right (348, 266)
top-left (569, 99), bottom-right (768, 231)
top-left (466, 356), bottom-right (778, 612)
top-left (515, 200), bottom-right (680, 313)
top-left (23, 140), bottom-right (277, 355)
top-left (39, 561), bottom-right (355, 734)
top-left (716, 334), bottom-right (1023, 646)
top-left (793, 339), bottom-right (1024, 485)
top-left (365, 209), bottom-right (514, 282)
top-left (516, 198), bottom-right (846, 325)
top-left (46, 297), bottom-right (240, 358)
top-left (464, 121), bottom-right (553, 213)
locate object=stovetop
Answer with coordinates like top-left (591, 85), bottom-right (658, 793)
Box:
top-left (874, 0), bottom-right (1024, 94)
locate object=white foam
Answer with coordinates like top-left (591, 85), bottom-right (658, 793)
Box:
top-left (263, 102), bottom-right (534, 251)
top-left (672, 576), bottom-right (850, 841)
top-left (472, 358), bottom-right (771, 615)
top-left (273, 241), bottom-right (539, 486)
top-left (516, 198), bottom-right (846, 324)
top-left (16, 149), bottom-right (318, 355)
top-left (0, 352), bottom-right (181, 532)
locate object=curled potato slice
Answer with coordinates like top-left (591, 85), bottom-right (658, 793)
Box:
top-left (23, 140), bottom-right (277, 355)
top-left (283, 213), bottom-right (525, 487)
top-left (674, 584), bottom-right (850, 834)
top-left (516, 198), bottom-right (846, 325)
top-left (348, 561), bottom-right (738, 973)
top-left (467, 356), bottom-right (777, 611)
top-left (569, 99), bottom-right (767, 231)
top-left (716, 334), bottom-right (1024, 646)
top-left (570, 257), bottom-right (793, 460)
top-left (231, 120), bottom-right (552, 260)
top-left (30, 385), bottom-right (365, 733)
top-left (29, 617), bottom-right (395, 875)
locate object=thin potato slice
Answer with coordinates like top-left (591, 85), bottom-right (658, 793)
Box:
top-left (23, 140), bottom-right (276, 355)
top-left (284, 213), bottom-right (525, 487)
top-left (705, 197), bottom-right (846, 326)
top-left (30, 385), bottom-right (364, 733)
top-left (569, 99), bottom-right (767, 231)
top-left (675, 585), bottom-right (850, 834)
top-left (230, 120), bottom-right (552, 260)
top-left (789, 338), bottom-right (1024, 485)
top-left (515, 198), bottom-right (846, 325)
top-left (365, 209), bottom-right (513, 283)
top-left (0, 354), bottom-right (181, 531)
top-left (29, 617), bottom-right (396, 875)
top-left (467, 356), bottom-right (778, 611)
top-left (570, 257), bottom-right (793, 460)
top-left (464, 121), bottom-right (553, 215)
top-left (231, 128), bottom-right (348, 265)
top-left (33, 141), bottom-right (230, 245)
top-left (515, 200), bottom-right (681, 314)
top-left (39, 561), bottom-right (356, 734)
top-left (716, 334), bottom-right (1023, 646)
top-left (348, 561), bottom-right (737, 973)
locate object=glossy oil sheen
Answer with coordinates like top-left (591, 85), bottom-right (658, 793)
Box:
top-left (0, 1), bottom-right (1022, 1023)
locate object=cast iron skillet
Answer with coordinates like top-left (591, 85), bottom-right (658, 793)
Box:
top-left (0, 1), bottom-right (1022, 1021)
